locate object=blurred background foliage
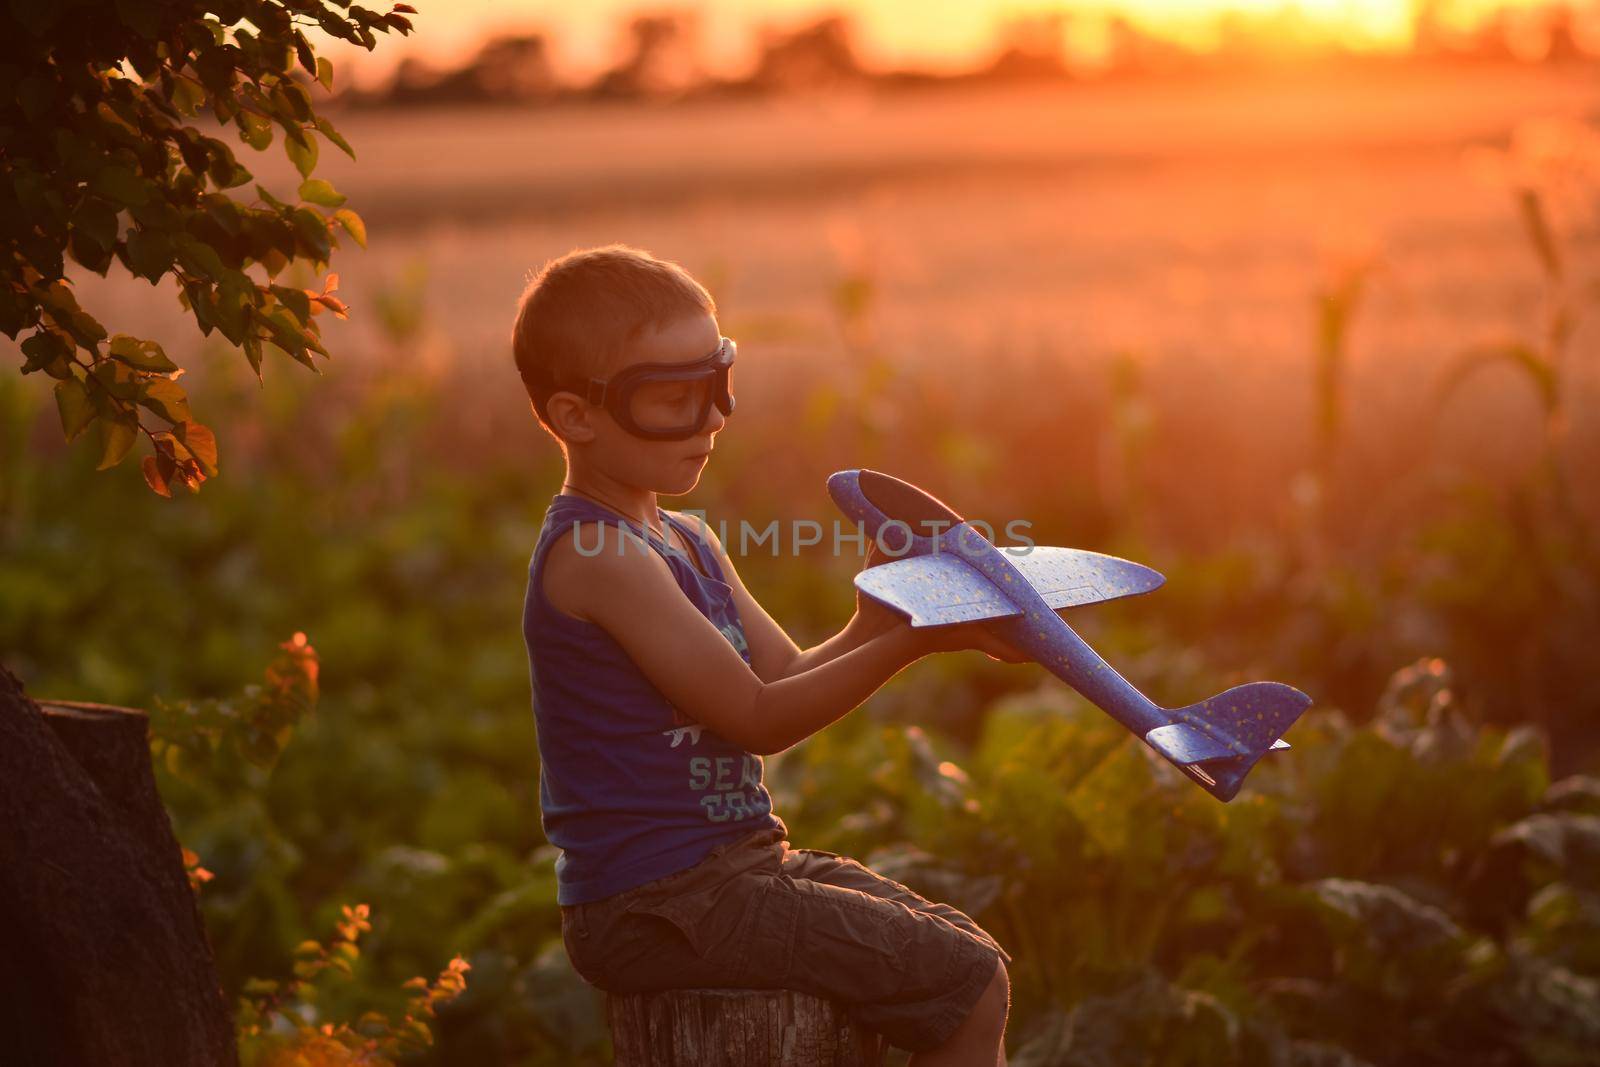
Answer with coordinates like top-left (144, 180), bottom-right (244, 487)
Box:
top-left (7, 182), bottom-right (1599, 1059)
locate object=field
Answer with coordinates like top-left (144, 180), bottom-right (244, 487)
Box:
top-left (5, 61), bottom-right (1600, 1064)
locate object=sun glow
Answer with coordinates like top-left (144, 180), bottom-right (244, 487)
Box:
top-left (328, 1), bottom-right (1596, 84)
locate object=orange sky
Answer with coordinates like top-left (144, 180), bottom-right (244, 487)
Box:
top-left (320, 0), bottom-right (1599, 84)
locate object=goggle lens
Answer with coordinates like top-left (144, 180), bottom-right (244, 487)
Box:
top-left (553, 337), bottom-right (736, 440)
top-left (615, 340), bottom-right (734, 438)
top-left (627, 376), bottom-right (717, 435)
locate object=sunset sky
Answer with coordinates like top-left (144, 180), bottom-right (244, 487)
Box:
top-left (319, 0), bottom-right (1598, 84)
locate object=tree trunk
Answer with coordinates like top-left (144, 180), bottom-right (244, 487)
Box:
top-left (608, 988), bottom-right (886, 1067)
top-left (0, 665), bottom-right (237, 1067)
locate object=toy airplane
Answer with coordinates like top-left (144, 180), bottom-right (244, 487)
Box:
top-left (828, 469), bottom-right (1312, 802)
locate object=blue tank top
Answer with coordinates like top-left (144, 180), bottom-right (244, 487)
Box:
top-left (523, 492), bottom-right (782, 905)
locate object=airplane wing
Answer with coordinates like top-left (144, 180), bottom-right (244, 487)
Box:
top-left (854, 546), bottom-right (1166, 627)
top-left (1145, 722), bottom-right (1291, 765)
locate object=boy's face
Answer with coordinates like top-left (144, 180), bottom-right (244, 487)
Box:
top-left (569, 310), bottom-right (727, 496)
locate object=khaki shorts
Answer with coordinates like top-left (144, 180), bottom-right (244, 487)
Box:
top-left (559, 826), bottom-right (1010, 1052)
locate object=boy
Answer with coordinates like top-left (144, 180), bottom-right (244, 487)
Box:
top-left (512, 244), bottom-right (1016, 1065)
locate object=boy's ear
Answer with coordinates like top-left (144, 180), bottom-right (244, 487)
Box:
top-left (545, 390), bottom-right (596, 444)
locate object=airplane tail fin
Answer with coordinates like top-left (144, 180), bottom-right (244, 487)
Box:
top-left (1143, 682), bottom-right (1311, 802)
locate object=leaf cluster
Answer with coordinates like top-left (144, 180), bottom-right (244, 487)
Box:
top-left (149, 630), bottom-right (320, 782)
top-left (237, 901), bottom-right (472, 1066)
top-left (832, 657), bottom-right (1600, 1066)
top-left (1, 0), bottom-right (409, 492)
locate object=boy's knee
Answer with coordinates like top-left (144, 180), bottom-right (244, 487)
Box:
top-left (978, 958), bottom-right (1009, 1024)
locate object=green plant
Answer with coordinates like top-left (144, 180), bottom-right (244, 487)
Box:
top-left (1, 0), bottom-right (412, 494)
top-left (145, 632), bottom-right (480, 1061)
top-left (860, 657), bottom-right (1600, 1065)
top-left (236, 902), bottom-right (471, 1067)
top-left (150, 630), bottom-right (319, 782)
top-left (1441, 118), bottom-right (1599, 559)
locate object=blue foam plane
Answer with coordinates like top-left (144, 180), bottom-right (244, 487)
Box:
top-left (828, 469), bottom-right (1312, 802)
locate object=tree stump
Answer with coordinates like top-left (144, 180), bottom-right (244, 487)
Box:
top-left (608, 988), bottom-right (885, 1066)
top-left (0, 665), bottom-right (237, 1067)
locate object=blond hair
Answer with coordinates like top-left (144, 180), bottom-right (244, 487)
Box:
top-left (511, 244), bottom-right (716, 436)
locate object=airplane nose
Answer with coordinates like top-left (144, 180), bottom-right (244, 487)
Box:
top-left (825, 470), bottom-right (864, 518)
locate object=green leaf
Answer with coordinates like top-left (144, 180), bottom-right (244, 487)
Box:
top-left (1494, 813), bottom-right (1600, 878)
top-left (54, 376), bottom-right (94, 440)
top-left (285, 128), bottom-right (318, 179)
top-left (243, 334), bottom-right (264, 378)
top-left (97, 413), bottom-right (139, 470)
top-left (71, 199), bottom-right (120, 254)
top-left (124, 227), bottom-right (174, 283)
top-left (170, 75), bottom-right (205, 117)
top-left (254, 183), bottom-right (289, 212)
top-left (236, 110), bottom-right (273, 151)
top-left (91, 358), bottom-right (143, 402)
top-left (290, 208), bottom-right (332, 262)
top-left (217, 162), bottom-right (253, 189)
top-left (332, 208), bottom-right (366, 248)
top-left (172, 233), bottom-right (226, 279)
top-left (1545, 776), bottom-right (1600, 815)
top-left (205, 138), bottom-right (247, 190)
top-left (20, 330), bottom-right (72, 376)
top-left (316, 57), bottom-right (334, 91)
top-left (0, 284), bottom-right (37, 339)
top-left (270, 285), bottom-right (311, 325)
top-left (68, 230), bottom-right (115, 276)
top-left (58, 305), bottom-right (108, 348)
top-left (90, 164), bottom-right (151, 207)
top-left (212, 278), bottom-right (253, 344)
top-left (259, 247), bottom-right (289, 278)
top-left (263, 310), bottom-right (321, 371)
top-left (109, 334), bottom-right (179, 373)
top-left (277, 81), bottom-right (315, 123)
top-left (293, 31), bottom-right (317, 79)
top-left (203, 195), bottom-right (244, 237)
top-left (314, 115), bottom-right (354, 159)
top-left (141, 378), bottom-right (192, 424)
top-left (262, 307), bottom-right (309, 346)
top-left (298, 178), bottom-right (346, 208)
top-left (95, 99), bottom-right (140, 139)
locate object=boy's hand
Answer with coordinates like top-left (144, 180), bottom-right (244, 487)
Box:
top-left (847, 543), bottom-right (1027, 663)
top-left (850, 541), bottom-right (906, 641)
top-left (918, 619), bottom-right (1030, 664)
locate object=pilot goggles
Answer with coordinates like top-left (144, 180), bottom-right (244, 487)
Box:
top-left (554, 336), bottom-right (736, 441)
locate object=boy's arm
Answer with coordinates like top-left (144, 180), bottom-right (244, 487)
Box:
top-left (684, 515), bottom-right (901, 684)
top-left (545, 523), bottom-right (986, 755)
